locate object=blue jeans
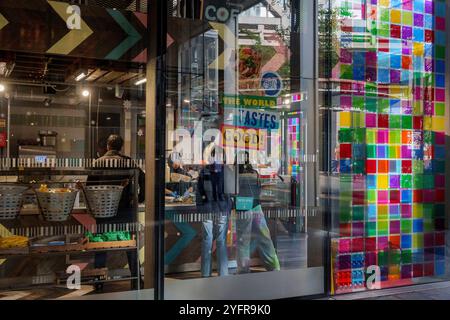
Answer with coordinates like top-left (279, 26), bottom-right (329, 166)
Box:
top-left (201, 213), bottom-right (229, 277)
top-left (236, 205), bottom-right (280, 273)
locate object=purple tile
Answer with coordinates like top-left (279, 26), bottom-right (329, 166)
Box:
top-left (352, 222), bottom-right (364, 237)
top-left (402, 26), bottom-right (412, 40)
top-left (390, 69), bottom-right (400, 83)
top-left (390, 175), bottom-right (400, 188)
top-left (402, 40), bottom-right (412, 55)
top-left (425, 1), bottom-right (434, 14)
top-left (366, 113), bottom-right (377, 127)
top-left (401, 204), bottom-right (412, 218)
top-left (340, 96), bottom-right (352, 110)
top-left (390, 220), bottom-right (400, 234)
top-left (414, 13), bottom-right (423, 27)
top-left (378, 237), bottom-right (389, 251)
top-left (402, 100), bottom-right (412, 114)
top-left (340, 49), bottom-right (352, 63)
top-left (389, 205), bottom-right (400, 216)
top-left (401, 145), bottom-right (412, 159)
top-left (378, 130), bottom-right (388, 144)
top-left (403, 1), bottom-right (412, 10)
top-left (424, 58), bottom-right (433, 72)
top-left (366, 67), bottom-right (377, 82)
top-left (424, 101), bottom-right (434, 115)
top-left (401, 264), bottom-right (412, 279)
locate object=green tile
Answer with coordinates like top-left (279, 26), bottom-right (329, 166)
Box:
top-left (367, 190), bottom-right (377, 203)
top-left (402, 116), bottom-right (412, 129)
top-left (339, 129), bottom-right (353, 143)
top-left (353, 96), bottom-right (365, 111)
top-left (340, 210), bottom-right (352, 223)
top-left (435, 103), bottom-right (445, 116)
top-left (340, 65), bottom-right (353, 79)
top-left (423, 174), bottom-right (434, 189)
top-left (390, 115), bottom-right (401, 129)
top-left (378, 220), bottom-right (388, 236)
top-left (412, 160), bottom-right (423, 174)
top-left (423, 204), bottom-right (434, 219)
top-left (378, 99), bottom-right (390, 113)
top-left (353, 206), bottom-right (364, 221)
top-left (378, 251), bottom-right (388, 266)
top-left (413, 174), bottom-right (423, 189)
top-left (366, 83), bottom-right (377, 97)
top-left (366, 222), bottom-right (377, 237)
top-left (401, 175), bottom-right (412, 189)
top-left (380, 9), bottom-right (390, 22)
top-left (424, 219), bottom-right (434, 232)
top-left (352, 160), bottom-right (365, 174)
top-left (353, 128), bottom-right (365, 143)
top-left (388, 146), bottom-right (398, 159)
top-left (435, 45), bottom-right (446, 60)
top-left (366, 98), bottom-right (378, 112)
top-left (424, 131), bottom-right (433, 144)
top-left (367, 145), bottom-right (377, 158)
top-left (401, 250), bottom-right (412, 264)
top-left (402, 11), bottom-right (412, 25)
top-left (401, 220), bottom-right (412, 234)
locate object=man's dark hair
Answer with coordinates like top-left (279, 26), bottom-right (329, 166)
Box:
top-left (107, 134), bottom-right (124, 151)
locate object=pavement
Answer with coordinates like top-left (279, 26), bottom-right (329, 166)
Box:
top-left (326, 281), bottom-right (450, 300)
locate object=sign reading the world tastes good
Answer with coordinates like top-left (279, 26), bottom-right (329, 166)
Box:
top-left (221, 124), bottom-right (267, 151)
top-left (223, 94), bottom-right (278, 110)
top-left (233, 109), bottom-right (279, 130)
top-left (223, 95), bottom-right (280, 130)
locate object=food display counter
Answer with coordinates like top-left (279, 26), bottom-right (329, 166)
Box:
top-left (0, 167), bottom-right (143, 294)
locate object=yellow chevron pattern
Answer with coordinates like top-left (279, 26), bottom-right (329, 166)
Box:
top-left (0, 13), bottom-right (9, 31)
top-left (0, 224), bottom-right (13, 265)
top-left (209, 22), bottom-right (236, 70)
top-left (46, 1), bottom-right (93, 55)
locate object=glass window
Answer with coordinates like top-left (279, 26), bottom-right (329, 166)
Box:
top-left (161, 0), bottom-right (325, 299)
top-left (319, 0), bottom-right (449, 294)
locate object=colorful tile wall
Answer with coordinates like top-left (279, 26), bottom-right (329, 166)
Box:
top-left (333, 0), bottom-right (446, 292)
top-left (289, 117), bottom-right (301, 178)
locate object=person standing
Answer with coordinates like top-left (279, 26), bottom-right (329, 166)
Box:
top-left (200, 138), bottom-right (229, 277)
top-left (234, 152), bottom-right (280, 274)
top-left (88, 134), bottom-right (145, 291)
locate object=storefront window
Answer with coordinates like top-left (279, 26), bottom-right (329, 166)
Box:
top-left (0, 0), bottom-right (147, 299)
top-left (319, 0), bottom-right (449, 294)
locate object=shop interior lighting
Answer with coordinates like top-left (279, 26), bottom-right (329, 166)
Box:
top-left (0, 84), bottom-right (5, 92)
top-left (82, 89), bottom-right (90, 97)
top-left (134, 78), bottom-right (147, 86)
top-left (75, 71), bottom-right (88, 82)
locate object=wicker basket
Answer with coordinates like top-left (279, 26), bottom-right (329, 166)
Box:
top-left (0, 185), bottom-right (29, 220)
top-left (35, 189), bottom-right (78, 222)
top-left (84, 185), bottom-right (124, 219)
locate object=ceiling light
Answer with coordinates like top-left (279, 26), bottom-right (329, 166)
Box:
top-left (183, 99), bottom-right (190, 103)
top-left (135, 78), bottom-right (147, 86)
top-left (75, 72), bottom-right (87, 82)
top-left (0, 84), bottom-right (4, 92)
top-left (82, 89), bottom-right (90, 97)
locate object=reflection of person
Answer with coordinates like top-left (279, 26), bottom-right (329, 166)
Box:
top-left (203, 138), bottom-right (225, 201)
top-left (88, 134), bottom-right (145, 291)
top-left (166, 152), bottom-right (194, 197)
top-left (201, 212), bottom-right (229, 277)
top-left (234, 152), bottom-right (280, 274)
top-left (200, 139), bottom-right (229, 277)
